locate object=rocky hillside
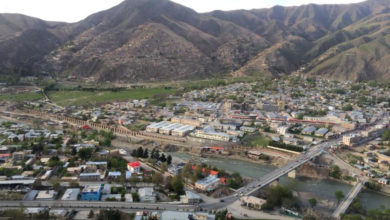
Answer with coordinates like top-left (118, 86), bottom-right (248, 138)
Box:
top-left (1, 0), bottom-right (390, 82)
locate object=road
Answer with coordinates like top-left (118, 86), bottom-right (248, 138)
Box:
top-left (202, 118), bottom-right (386, 210)
top-left (332, 181), bottom-right (365, 219)
top-left (0, 200), bottom-right (195, 212)
top-left (201, 138), bottom-right (338, 209)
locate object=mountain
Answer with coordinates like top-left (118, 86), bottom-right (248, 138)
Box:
top-left (0, 0), bottom-right (390, 82)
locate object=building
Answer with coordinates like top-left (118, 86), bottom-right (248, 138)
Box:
top-left (61, 188), bottom-right (80, 201)
top-left (36, 190), bottom-right (56, 200)
top-left (343, 134), bottom-right (361, 146)
top-left (171, 125), bottom-right (195, 137)
top-left (315, 128), bottom-right (329, 137)
top-left (247, 150), bottom-right (263, 159)
top-left (81, 185), bottom-right (102, 201)
top-left (171, 117), bottom-right (201, 127)
top-left (138, 187), bottom-right (156, 203)
top-left (195, 175), bottom-right (220, 192)
top-left (277, 126), bottom-right (289, 135)
top-left (127, 161), bottom-right (141, 174)
top-left (80, 171), bottom-right (101, 181)
top-left (240, 126), bottom-right (257, 133)
top-left (378, 178), bottom-right (389, 185)
top-left (181, 191), bottom-right (202, 204)
top-left (241, 196), bottom-right (266, 210)
top-left (193, 126), bottom-right (230, 142)
top-left (302, 126), bottom-right (316, 135)
top-left (145, 121), bottom-right (171, 133)
top-left (107, 171), bottom-right (122, 180)
top-left (159, 123), bottom-right (183, 135)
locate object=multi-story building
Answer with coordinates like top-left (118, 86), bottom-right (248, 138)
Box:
top-left (195, 175), bottom-right (220, 192)
top-left (81, 185), bottom-right (102, 201)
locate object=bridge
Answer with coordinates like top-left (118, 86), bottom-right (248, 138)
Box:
top-left (332, 181), bottom-right (365, 219)
top-left (202, 118), bottom-right (386, 210)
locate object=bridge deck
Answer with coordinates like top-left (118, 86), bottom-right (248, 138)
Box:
top-left (332, 181), bottom-right (364, 219)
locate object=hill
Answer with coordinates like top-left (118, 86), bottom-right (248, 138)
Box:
top-left (1, 0), bottom-right (390, 82)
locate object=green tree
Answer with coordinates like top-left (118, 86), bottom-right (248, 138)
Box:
top-left (167, 155), bottom-right (172, 165)
top-left (171, 174), bottom-right (184, 195)
top-left (136, 147), bottom-right (144, 158)
top-left (181, 163), bottom-right (192, 178)
top-left (335, 191), bottom-right (344, 204)
top-left (131, 192), bottom-right (140, 202)
top-left (228, 172), bottom-right (243, 189)
top-left (262, 185), bottom-right (293, 210)
top-left (78, 148), bottom-right (93, 160)
top-left (308, 198), bottom-right (317, 208)
top-left (329, 165), bottom-right (342, 179)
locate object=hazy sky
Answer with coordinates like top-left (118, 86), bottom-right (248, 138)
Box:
top-left (0, 0), bottom-right (365, 22)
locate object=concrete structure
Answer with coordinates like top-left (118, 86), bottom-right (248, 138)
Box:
top-left (138, 187), bottom-right (156, 203)
top-left (127, 161), bottom-right (141, 174)
top-left (195, 175), bottom-right (220, 192)
top-left (145, 121), bottom-right (171, 133)
top-left (241, 196), bottom-right (265, 210)
top-left (81, 185), bottom-right (102, 201)
top-left (193, 126), bottom-right (230, 142)
top-left (61, 188), bottom-right (80, 201)
top-left (343, 134), bottom-right (361, 146)
top-left (171, 125), bottom-right (195, 137)
top-left (79, 171), bottom-right (101, 181)
top-left (36, 190), bottom-right (56, 200)
top-left (332, 181), bottom-right (365, 219)
top-left (182, 191), bottom-right (202, 204)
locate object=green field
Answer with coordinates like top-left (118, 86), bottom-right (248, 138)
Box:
top-left (248, 135), bottom-right (270, 147)
top-left (48, 88), bottom-right (176, 106)
top-left (0, 92), bottom-right (43, 102)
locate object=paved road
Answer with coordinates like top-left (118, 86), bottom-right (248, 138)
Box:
top-left (332, 181), bottom-right (365, 219)
top-left (0, 200), bottom-right (195, 211)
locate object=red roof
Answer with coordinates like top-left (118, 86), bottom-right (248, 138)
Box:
top-left (210, 170), bottom-right (219, 176)
top-left (81, 125), bottom-right (91, 130)
top-left (128, 161), bottom-right (141, 167)
top-left (210, 146), bottom-right (224, 151)
top-left (192, 165), bottom-right (206, 173)
top-left (0, 154), bottom-right (11, 157)
top-left (220, 177), bottom-right (227, 184)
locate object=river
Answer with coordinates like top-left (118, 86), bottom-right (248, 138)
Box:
top-left (168, 152), bottom-right (390, 210)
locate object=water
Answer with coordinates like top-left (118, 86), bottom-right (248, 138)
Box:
top-left (169, 152), bottom-right (390, 210)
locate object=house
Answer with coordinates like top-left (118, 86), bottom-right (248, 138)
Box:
top-left (247, 150), bottom-right (262, 159)
top-left (277, 126), bottom-right (289, 135)
top-left (302, 126), bottom-right (316, 135)
top-left (378, 178), bottom-right (389, 185)
top-left (81, 185), bottom-right (102, 201)
top-left (138, 187), bottom-right (156, 203)
top-left (80, 171), bottom-right (101, 181)
top-left (315, 128), bottom-right (329, 137)
top-left (36, 190), bottom-right (57, 200)
top-left (127, 161), bottom-right (141, 174)
top-left (241, 196), bottom-right (266, 210)
top-left (195, 175), bottom-right (220, 192)
top-left (61, 188), bottom-right (80, 201)
top-left (107, 171), bottom-right (121, 180)
top-left (181, 191), bottom-right (202, 204)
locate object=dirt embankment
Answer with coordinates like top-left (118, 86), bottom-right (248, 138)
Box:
top-left (296, 162), bottom-right (329, 179)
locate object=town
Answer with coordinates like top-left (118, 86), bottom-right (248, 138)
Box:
top-left (0, 77), bottom-right (389, 219)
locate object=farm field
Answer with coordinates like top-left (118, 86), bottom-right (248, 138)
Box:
top-left (48, 88), bottom-right (176, 106)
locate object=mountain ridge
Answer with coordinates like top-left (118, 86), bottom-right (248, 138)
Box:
top-left (1, 0), bottom-right (390, 82)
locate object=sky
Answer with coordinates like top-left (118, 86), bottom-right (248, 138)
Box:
top-left (0, 0), bottom-right (365, 23)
